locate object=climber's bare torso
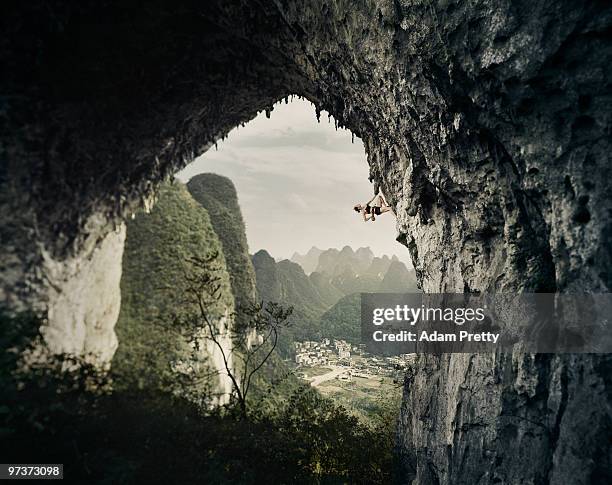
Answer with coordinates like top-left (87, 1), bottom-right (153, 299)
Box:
top-left (354, 194), bottom-right (393, 222)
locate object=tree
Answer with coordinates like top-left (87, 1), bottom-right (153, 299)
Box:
top-left (174, 252), bottom-right (292, 417)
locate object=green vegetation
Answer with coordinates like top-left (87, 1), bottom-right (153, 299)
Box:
top-left (174, 249), bottom-right (294, 417)
top-left (318, 375), bottom-right (402, 424)
top-left (3, 381), bottom-right (398, 483)
top-left (187, 174), bottom-right (258, 331)
top-left (114, 180), bottom-right (296, 412)
top-left (309, 271), bottom-right (344, 306)
top-left (315, 260), bottom-right (418, 343)
top-left (300, 246), bottom-right (418, 294)
top-left (380, 260), bottom-right (419, 292)
top-left (319, 292), bottom-right (362, 344)
top-left (252, 250), bottom-right (328, 354)
top-left (1, 309), bottom-right (398, 484)
top-left (250, 249), bottom-right (282, 300)
top-left (299, 366), bottom-right (333, 378)
top-left (114, 182), bottom-right (234, 403)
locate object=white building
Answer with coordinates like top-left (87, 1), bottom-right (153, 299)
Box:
top-left (338, 348), bottom-right (350, 359)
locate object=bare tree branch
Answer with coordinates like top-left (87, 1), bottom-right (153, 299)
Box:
top-left (176, 252), bottom-right (292, 418)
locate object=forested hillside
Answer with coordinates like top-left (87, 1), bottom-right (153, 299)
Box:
top-left (252, 250), bottom-right (327, 354)
top-left (114, 182), bottom-right (234, 404)
top-left (380, 260), bottom-right (419, 292)
top-left (255, 246), bottom-right (419, 349)
top-left (319, 293), bottom-right (362, 344)
top-left (187, 174), bottom-right (258, 329)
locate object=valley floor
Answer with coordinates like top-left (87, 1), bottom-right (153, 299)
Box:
top-left (296, 362), bottom-right (402, 423)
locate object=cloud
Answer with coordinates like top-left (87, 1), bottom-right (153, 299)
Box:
top-left (288, 193), bottom-right (310, 211)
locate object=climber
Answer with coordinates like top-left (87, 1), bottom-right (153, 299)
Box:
top-left (354, 193), bottom-right (393, 222)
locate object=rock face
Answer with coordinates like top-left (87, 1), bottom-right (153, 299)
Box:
top-left (2, 1), bottom-right (611, 483)
top-left (41, 223), bottom-right (125, 363)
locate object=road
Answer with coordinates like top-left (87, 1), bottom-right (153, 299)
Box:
top-left (309, 366), bottom-right (349, 387)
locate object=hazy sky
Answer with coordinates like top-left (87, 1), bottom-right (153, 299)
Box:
top-left (177, 99), bottom-right (411, 266)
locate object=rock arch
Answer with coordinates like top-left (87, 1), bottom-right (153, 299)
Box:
top-left (2, 1), bottom-right (611, 483)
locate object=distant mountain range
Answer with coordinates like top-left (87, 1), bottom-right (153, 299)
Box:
top-left (292, 246), bottom-right (409, 277)
top-left (252, 250), bottom-right (329, 354)
top-left (290, 247), bottom-right (323, 275)
top-left (293, 245), bottom-right (417, 294)
top-left (253, 246), bottom-right (419, 352)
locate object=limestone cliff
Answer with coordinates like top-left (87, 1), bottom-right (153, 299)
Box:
top-left (39, 224), bottom-right (125, 364)
top-left (186, 174), bottom-right (258, 329)
top-left (291, 247), bottom-right (323, 275)
top-left (252, 250), bottom-right (330, 354)
top-left (114, 182), bottom-right (235, 406)
top-left (2, 1), bottom-right (611, 483)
